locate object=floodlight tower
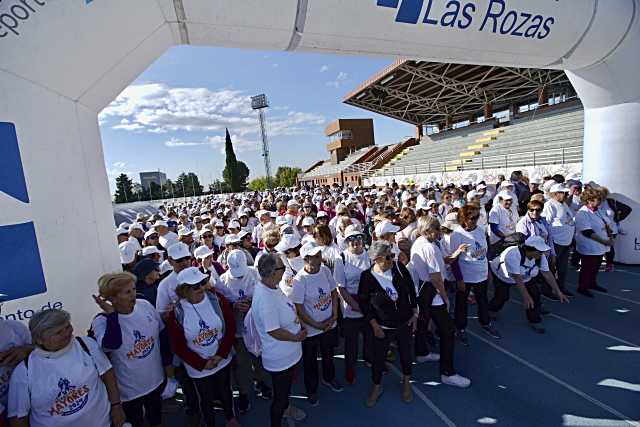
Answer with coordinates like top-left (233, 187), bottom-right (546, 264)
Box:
top-left (251, 94), bottom-right (273, 188)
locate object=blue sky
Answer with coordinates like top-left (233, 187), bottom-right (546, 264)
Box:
top-left (99, 46), bottom-right (414, 193)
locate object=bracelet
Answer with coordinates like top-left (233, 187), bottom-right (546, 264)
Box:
top-left (110, 402), bottom-right (121, 408)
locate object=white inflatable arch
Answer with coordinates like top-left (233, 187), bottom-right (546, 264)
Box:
top-left (1, 0), bottom-right (639, 325)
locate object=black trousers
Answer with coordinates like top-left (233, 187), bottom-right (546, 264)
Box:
top-left (488, 275), bottom-right (542, 324)
top-left (121, 381), bottom-right (164, 427)
top-left (415, 283), bottom-right (456, 376)
top-left (192, 364), bottom-right (235, 427)
top-left (554, 243), bottom-right (571, 290)
top-left (372, 323), bottom-right (413, 384)
top-left (301, 328), bottom-right (337, 395)
top-left (175, 363), bottom-right (199, 415)
top-left (268, 364), bottom-right (296, 427)
top-left (342, 317), bottom-right (372, 374)
top-left (455, 280), bottom-right (490, 330)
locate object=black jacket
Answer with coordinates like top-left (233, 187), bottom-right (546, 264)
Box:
top-left (358, 262), bottom-right (417, 329)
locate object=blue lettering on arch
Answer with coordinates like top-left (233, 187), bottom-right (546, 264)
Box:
top-left (377, 0), bottom-right (425, 24)
top-left (0, 122), bottom-right (47, 301)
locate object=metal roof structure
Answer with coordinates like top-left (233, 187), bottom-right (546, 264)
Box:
top-left (343, 59), bottom-right (573, 126)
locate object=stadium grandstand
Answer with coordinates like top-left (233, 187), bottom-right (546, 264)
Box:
top-left (341, 59), bottom-right (583, 186)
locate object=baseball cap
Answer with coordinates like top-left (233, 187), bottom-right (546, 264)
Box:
top-left (466, 190), bottom-right (479, 201)
top-left (228, 220), bottom-right (241, 229)
top-left (441, 212), bottom-right (459, 231)
top-left (193, 245), bottom-right (215, 260)
top-left (237, 230), bottom-right (250, 239)
top-left (529, 175), bottom-right (542, 184)
top-left (116, 226), bottom-right (129, 236)
top-left (302, 217), bottom-right (315, 227)
top-left (524, 236), bottom-right (551, 252)
top-left (476, 183), bottom-right (487, 190)
top-left (167, 242), bottom-right (191, 260)
top-left (497, 190), bottom-right (513, 200)
top-left (119, 241), bottom-right (137, 264)
top-left (317, 211), bottom-right (329, 219)
top-left (227, 250), bottom-right (249, 278)
top-left (426, 200), bottom-right (437, 208)
top-left (287, 199), bottom-right (300, 208)
top-left (144, 228), bottom-right (158, 239)
top-left (142, 246), bottom-right (162, 257)
top-left (154, 220), bottom-right (168, 228)
top-left (275, 234), bottom-right (301, 253)
top-left (375, 220), bottom-right (400, 236)
top-left (225, 234), bottom-right (241, 245)
top-left (177, 227), bottom-right (194, 237)
top-left (177, 267), bottom-right (208, 286)
top-left (550, 183), bottom-right (569, 193)
top-left (129, 223), bottom-right (144, 232)
top-left (344, 224), bottom-right (364, 239)
top-left (500, 181), bottom-right (514, 188)
top-left (300, 241), bottom-right (323, 258)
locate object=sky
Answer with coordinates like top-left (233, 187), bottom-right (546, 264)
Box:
top-left (99, 46), bottom-right (415, 193)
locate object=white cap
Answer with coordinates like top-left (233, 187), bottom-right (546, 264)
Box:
top-left (193, 245), bottom-right (215, 260)
top-left (116, 226), bottom-right (129, 236)
top-left (550, 183), bottom-right (569, 193)
top-left (441, 212), bottom-right (459, 231)
top-left (154, 220), bottom-right (168, 228)
top-left (144, 228), bottom-right (158, 239)
top-left (237, 230), bottom-right (250, 239)
top-left (317, 211), bottom-right (329, 218)
top-left (225, 234), bottom-right (241, 245)
top-left (426, 200), bottom-right (437, 208)
top-left (453, 200), bottom-right (464, 209)
top-left (287, 199), bottom-right (300, 208)
top-left (344, 224), bottom-right (364, 239)
top-left (228, 220), bottom-right (241, 229)
top-left (142, 246), bottom-right (162, 257)
top-left (497, 190), bottom-right (513, 200)
top-left (213, 220), bottom-right (225, 228)
top-left (275, 234), bottom-right (302, 253)
top-left (302, 217), bottom-right (315, 227)
top-left (300, 241), bottom-right (323, 258)
top-left (466, 190), bottom-right (479, 201)
top-left (529, 175), bottom-right (542, 184)
top-left (476, 183), bottom-right (487, 190)
top-left (177, 267), bottom-right (208, 286)
top-left (159, 260), bottom-right (173, 275)
top-left (119, 241), bottom-right (137, 264)
top-left (227, 250), bottom-right (249, 278)
top-left (129, 223), bottom-right (144, 232)
top-left (524, 236), bottom-right (551, 252)
top-left (167, 242), bottom-right (191, 260)
top-left (375, 220), bottom-right (400, 236)
top-left (500, 181), bottom-right (514, 188)
top-left (178, 227), bottom-right (194, 237)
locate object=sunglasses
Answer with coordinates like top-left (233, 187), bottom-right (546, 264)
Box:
top-left (147, 235), bottom-right (159, 239)
top-left (346, 235), bottom-right (363, 243)
top-left (202, 234), bottom-right (214, 239)
top-left (529, 208), bottom-right (542, 213)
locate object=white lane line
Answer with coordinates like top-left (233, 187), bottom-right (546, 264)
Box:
top-left (466, 330), bottom-right (640, 427)
top-left (508, 300), bottom-right (640, 348)
top-left (387, 363), bottom-right (457, 427)
top-left (591, 291), bottom-right (640, 306)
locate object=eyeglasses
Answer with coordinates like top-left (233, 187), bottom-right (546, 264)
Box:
top-left (529, 208), bottom-right (542, 213)
top-left (202, 234), bottom-right (214, 239)
top-left (346, 235), bottom-right (363, 243)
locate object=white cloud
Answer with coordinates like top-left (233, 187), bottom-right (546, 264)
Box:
top-left (106, 161), bottom-right (134, 192)
top-left (165, 138), bottom-right (209, 147)
top-left (320, 65), bottom-right (329, 73)
top-left (326, 71), bottom-right (348, 88)
top-left (99, 83), bottom-right (325, 138)
top-left (164, 135), bottom-right (260, 154)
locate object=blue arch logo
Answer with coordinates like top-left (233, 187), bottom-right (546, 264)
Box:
top-left (0, 122), bottom-right (46, 301)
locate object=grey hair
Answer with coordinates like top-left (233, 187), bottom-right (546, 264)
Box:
top-left (416, 215), bottom-right (441, 236)
top-left (369, 240), bottom-right (391, 260)
top-left (257, 252), bottom-right (280, 279)
top-left (29, 309), bottom-right (71, 345)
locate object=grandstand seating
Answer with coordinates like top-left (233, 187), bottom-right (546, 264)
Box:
top-left (301, 146), bottom-right (373, 178)
top-left (372, 104), bottom-right (583, 177)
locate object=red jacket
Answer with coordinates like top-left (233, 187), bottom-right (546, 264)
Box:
top-left (167, 290), bottom-right (236, 372)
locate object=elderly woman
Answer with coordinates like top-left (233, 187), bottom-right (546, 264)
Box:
top-left (410, 216), bottom-right (471, 388)
top-left (275, 234), bottom-right (304, 298)
top-left (359, 241), bottom-right (418, 407)
top-left (7, 309), bottom-right (126, 427)
top-left (290, 242), bottom-right (342, 405)
top-left (313, 224), bottom-right (341, 264)
top-left (91, 272), bottom-right (168, 427)
top-left (575, 188), bottom-right (615, 297)
top-left (333, 225), bottom-right (372, 385)
top-left (167, 267), bottom-right (239, 427)
top-left (488, 191), bottom-right (518, 245)
top-left (543, 184), bottom-right (575, 296)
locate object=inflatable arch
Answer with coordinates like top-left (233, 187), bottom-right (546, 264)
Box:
top-left (1, 0), bottom-right (639, 325)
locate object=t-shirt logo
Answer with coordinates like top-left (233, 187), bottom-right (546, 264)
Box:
top-left (384, 286), bottom-right (398, 301)
top-left (193, 319), bottom-right (218, 347)
top-left (127, 330), bottom-right (155, 360)
top-left (48, 378), bottom-right (90, 416)
top-left (472, 241), bottom-right (486, 261)
top-left (238, 289), bottom-right (247, 301)
top-left (313, 287), bottom-right (332, 312)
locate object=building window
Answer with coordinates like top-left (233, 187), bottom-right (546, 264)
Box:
top-left (328, 130), bottom-right (353, 143)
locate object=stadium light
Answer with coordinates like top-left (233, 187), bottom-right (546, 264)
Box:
top-left (251, 94), bottom-right (273, 189)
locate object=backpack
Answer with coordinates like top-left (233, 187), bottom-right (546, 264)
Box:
top-left (242, 308), bottom-right (262, 357)
top-left (487, 232), bottom-right (526, 261)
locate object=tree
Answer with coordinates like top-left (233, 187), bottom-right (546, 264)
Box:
top-left (149, 181), bottom-right (162, 199)
top-left (210, 180), bottom-right (231, 194)
top-left (222, 129), bottom-right (250, 191)
top-left (114, 173), bottom-right (134, 203)
top-left (247, 177), bottom-right (270, 191)
top-left (275, 166), bottom-right (302, 188)
top-left (175, 172), bottom-right (203, 197)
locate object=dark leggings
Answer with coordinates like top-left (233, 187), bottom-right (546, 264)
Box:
top-left (121, 382), bottom-right (164, 427)
top-left (342, 317), bottom-right (372, 374)
top-left (455, 281), bottom-right (490, 330)
top-left (301, 328), bottom-right (337, 395)
top-left (192, 364), bottom-right (235, 427)
top-left (415, 283), bottom-right (456, 375)
top-left (268, 364), bottom-right (297, 427)
top-left (605, 241), bottom-right (616, 263)
top-left (488, 275), bottom-right (542, 324)
top-left (372, 323), bottom-right (413, 384)
top-left (578, 254), bottom-right (602, 290)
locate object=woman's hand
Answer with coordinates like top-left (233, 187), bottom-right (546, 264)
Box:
top-left (92, 294), bottom-right (115, 314)
top-left (522, 293), bottom-right (534, 310)
top-left (204, 356), bottom-right (224, 370)
top-left (407, 314), bottom-right (418, 333)
top-left (454, 243), bottom-right (470, 257)
top-left (110, 404), bottom-right (126, 427)
top-left (371, 321), bottom-right (385, 339)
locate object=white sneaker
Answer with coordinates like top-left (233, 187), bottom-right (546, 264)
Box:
top-left (416, 353), bottom-right (440, 363)
top-left (441, 374), bottom-right (471, 388)
top-left (161, 378), bottom-right (178, 400)
top-left (283, 405), bottom-right (306, 422)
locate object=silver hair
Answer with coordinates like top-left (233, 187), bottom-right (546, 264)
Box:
top-left (257, 252), bottom-right (280, 279)
top-left (416, 215), bottom-right (440, 236)
top-left (368, 240), bottom-right (391, 260)
top-left (29, 309), bottom-right (71, 345)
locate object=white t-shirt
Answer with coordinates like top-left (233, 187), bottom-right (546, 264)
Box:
top-left (178, 297), bottom-right (232, 379)
top-left (156, 271), bottom-right (179, 314)
top-left (320, 244), bottom-right (341, 262)
top-left (575, 206), bottom-right (609, 256)
top-left (490, 246), bottom-right (549, 284)
top-left (450, 226), bottom-right (488, 284)
top-left (91, 300), bottom-right (164, 402)
top-left (0, 320), bottom-right (31, 409)
top-left (279, 256), bottom-right (305, 299)
top-left (543, 200), bottom-right (575, 246)
top-left (371, 270), bottom-right (398, 303)
top-left (488, 205), bottom-right (518, 244)
top-left (251, 284), bottom-right (302, 372)
top-left (440, 234), bottom-right (455, 282)
top-left (408, 237), bottom-right (445, 306)
top-left (219, 268), bottom-right (259, 337)
top-left (333, 251), bottom-right (370, 319)
top-left (8, 338), bottom-right (111, 427)
top-left (290, 265), bottom-right (337, 337)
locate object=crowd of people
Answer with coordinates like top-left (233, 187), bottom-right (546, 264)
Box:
top-left (0, 170), bottom-right (630, 427)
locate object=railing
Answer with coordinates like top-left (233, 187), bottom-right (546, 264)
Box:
top-left (365, 145), bottom-right (582, 179)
